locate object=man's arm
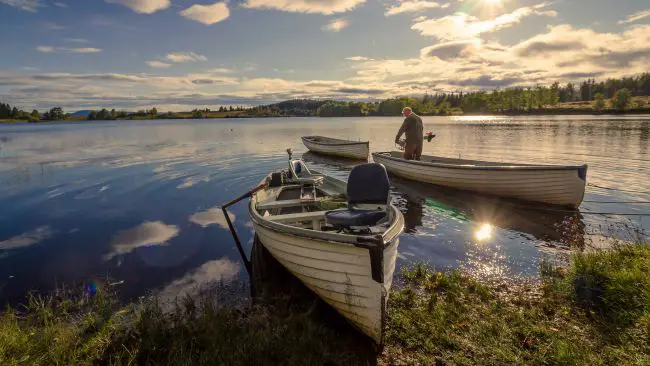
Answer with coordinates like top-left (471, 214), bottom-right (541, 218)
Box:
top-left (395, 118), bottom-right (410, 143)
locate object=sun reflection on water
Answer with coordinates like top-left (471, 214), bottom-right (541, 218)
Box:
top-left (474, 223), bottom-right (494, 241)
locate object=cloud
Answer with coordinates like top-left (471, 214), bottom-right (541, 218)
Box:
top-left (189, 208), bottom-right (234, 228)
top-left (54, 2), bottom-right (67, 7)
top-left (516, 40), bottom-right (586, 57)
top-left (385, 1), bottom-right (440, 16)
top-left (0, 226), bottom-right (54, 250)
top-left (345, 56), bottom-right (373, 61)
top-left (36, 46), bottom-right (55, 53)
top-left (180, 2), bottom-right (230, 25)
top-left (104, 221), bottom-right (179, 260)
top-left (209, 67), bottom-right (235, 73)
top-left (44, 22), bottom-right (67, 30)
top-left (0, 0), bottom-right (41, 12)
top-left (63, 38), bottom-right (90, 43)
top-left (323, 18), bottom-right (349, 32)
top-left (37, 46), bottom-right (102, 53)
top-left (412, 2), bottom-right (556, 40)
top-left (165, 52), bottom-right (208, 63)
top-left (420, 39), bottom-right (480, 59)
top-left (147, 60), bottom-right (172, 68)
top-left (157, 258), bottom-right (240, 300)
top-left (105, 0), bottom-right (170, 14)
top-left (242, 0), bottom-right (366, 15)
top-left (619, 9), bottom-right (650, 24)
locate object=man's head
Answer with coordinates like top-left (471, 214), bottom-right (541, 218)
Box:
top-left (402, 107), bottom-right (412, 117)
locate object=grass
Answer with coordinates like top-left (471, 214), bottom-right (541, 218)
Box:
top-left (1, 244), bottom-right (649, 365)
top-left (383, 244), bottom-right (650, 365)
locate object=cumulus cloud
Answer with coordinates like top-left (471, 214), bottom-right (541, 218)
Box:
top-left (242, 0), bottom-right (366, 15)
top-left (180, 2), bottom-right (230, 25)
top-left (412, 2), bottom-right (556, 40)
top-left (0, 226), bottom-right (54, 250)
top-left (165, 52), bottom-right (208, 63)
top-left (105, 0), bottom-right (170, 14)
top-left (37, 46), bottom-right (102, 53)
top-left (104, 221), bottom-right (179, 260)
top-left (619, 9), bottom-right (650, 24)
top-left (0, 0), bottom-right (41, 12)
top-left (385, 1), bottom-right (440, 16)
top-left (147, 60), bottom-right (172, 68)
top-left (420, 39), bottom-right (480, 59)
top-left (323, 18), bottom-right (349, 32)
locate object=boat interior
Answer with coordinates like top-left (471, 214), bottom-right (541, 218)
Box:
top-left (254, 160), bottom-right (394, 235)
top-left (305, 136), bottom-right (366, 144)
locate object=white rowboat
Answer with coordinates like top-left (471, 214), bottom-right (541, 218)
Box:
top-left (302, 136), bottom-right (369, 160)
top-left (373, 151), bottom-right (587, 208)
top-left (249, 159), bottom-right (404, 343)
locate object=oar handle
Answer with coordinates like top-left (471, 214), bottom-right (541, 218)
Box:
top-left (222, 182), bottom-right (268, 209)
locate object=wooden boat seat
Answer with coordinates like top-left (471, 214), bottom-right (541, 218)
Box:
top-left (257, 198), bottom-right (322, 210)
top-left (267, 211), bottom-right (327, 223)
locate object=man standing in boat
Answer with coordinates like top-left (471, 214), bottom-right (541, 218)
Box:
top-left (395, 107), bottom-right (423, 160)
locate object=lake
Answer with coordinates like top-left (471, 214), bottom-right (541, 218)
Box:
top-left (1, 116), bottom-right (649, 305)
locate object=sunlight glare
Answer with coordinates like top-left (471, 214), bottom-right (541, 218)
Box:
top-left (474, 223), bottom-right (494, 241)
top-left (484, 0), bottom-right (501, 4)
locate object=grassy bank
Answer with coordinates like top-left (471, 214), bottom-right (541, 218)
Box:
top-left (2, 244), bottom-right (649, 365)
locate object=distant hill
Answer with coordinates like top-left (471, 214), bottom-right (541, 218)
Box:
top-left (68, 110), bottom-right (94, 117)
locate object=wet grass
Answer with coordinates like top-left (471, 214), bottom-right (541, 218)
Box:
top-left (2, 244), bottom-right (648, 365)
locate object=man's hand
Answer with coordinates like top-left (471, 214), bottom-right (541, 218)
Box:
top-left (397, 139), bottom-right (406, 150)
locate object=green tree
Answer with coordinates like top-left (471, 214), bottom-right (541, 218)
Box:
top-left (593, 93), bottom-right (606, 112)
top-left (111, 109), bottom-right (117, 119)
top-left (31, 109), bottom-right (39, 118)
top-left (611, 88), bottom-right (631, 111)
top-left (46, 107), bottom-right (64, 120)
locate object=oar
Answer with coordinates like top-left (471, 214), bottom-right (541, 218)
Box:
top-left (221, 182), bottom-right (268, 275)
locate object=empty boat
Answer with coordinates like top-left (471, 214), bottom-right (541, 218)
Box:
top-left (248, 156), bottom-right (404, 343)
top-left (372, 151), bottom-right (587, 208)
top-left (301, 136), bottom-right (369, 160)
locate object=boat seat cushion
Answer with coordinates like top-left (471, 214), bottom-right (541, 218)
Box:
top-left (325, 209), bottom-right (386, 227)
top-left (347, 163), bottom-right (390, 205)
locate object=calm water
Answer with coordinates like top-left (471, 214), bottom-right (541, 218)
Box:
top-left (1, 116), bottom-right (649, 305)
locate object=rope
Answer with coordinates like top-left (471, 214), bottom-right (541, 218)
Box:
top-left (588, 183), bottom-right (649, 194)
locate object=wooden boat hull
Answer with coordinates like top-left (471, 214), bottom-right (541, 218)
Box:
top-left (373, 151), bottom-right (587, 208)
top-left (302, 136), bottom-right (369, 160)
top-left (249, 173), bottom-right (404, 343)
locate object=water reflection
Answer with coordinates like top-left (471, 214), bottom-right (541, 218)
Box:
top-left (391, 177), bottom-right (586, 250)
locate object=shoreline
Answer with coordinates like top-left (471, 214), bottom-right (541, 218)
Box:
top-left (1, 243), bottom-right (648, 364)
top-left (2, 109), bottom-right (650, 124)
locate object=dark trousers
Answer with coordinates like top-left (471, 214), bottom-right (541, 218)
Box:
top-left (403, 143), bottom-right (422, 160)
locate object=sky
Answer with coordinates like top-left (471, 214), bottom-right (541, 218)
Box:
top-left (0, 0), bottom-right (649, 111)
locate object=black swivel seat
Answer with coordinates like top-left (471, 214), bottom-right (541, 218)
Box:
top-left (325, 163), bottom-right (390, 228)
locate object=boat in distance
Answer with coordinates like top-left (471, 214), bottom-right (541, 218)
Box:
top-left (301, 136), bottom-right (369, 160)
top-left (249, 156), bottom-right (404, 343)
top-left (372, 151), bottom-right (587, 208)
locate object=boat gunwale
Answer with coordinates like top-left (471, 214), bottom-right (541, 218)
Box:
top-left (372, 151), bottom-right (588, 172)
top-left (302, 136), bottom-right (370, 147)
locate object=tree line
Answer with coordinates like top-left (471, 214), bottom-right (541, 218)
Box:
top-left (2, 73), bottom-right (649, 122)
top-left (0, 103), bottom-right (64, 122)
